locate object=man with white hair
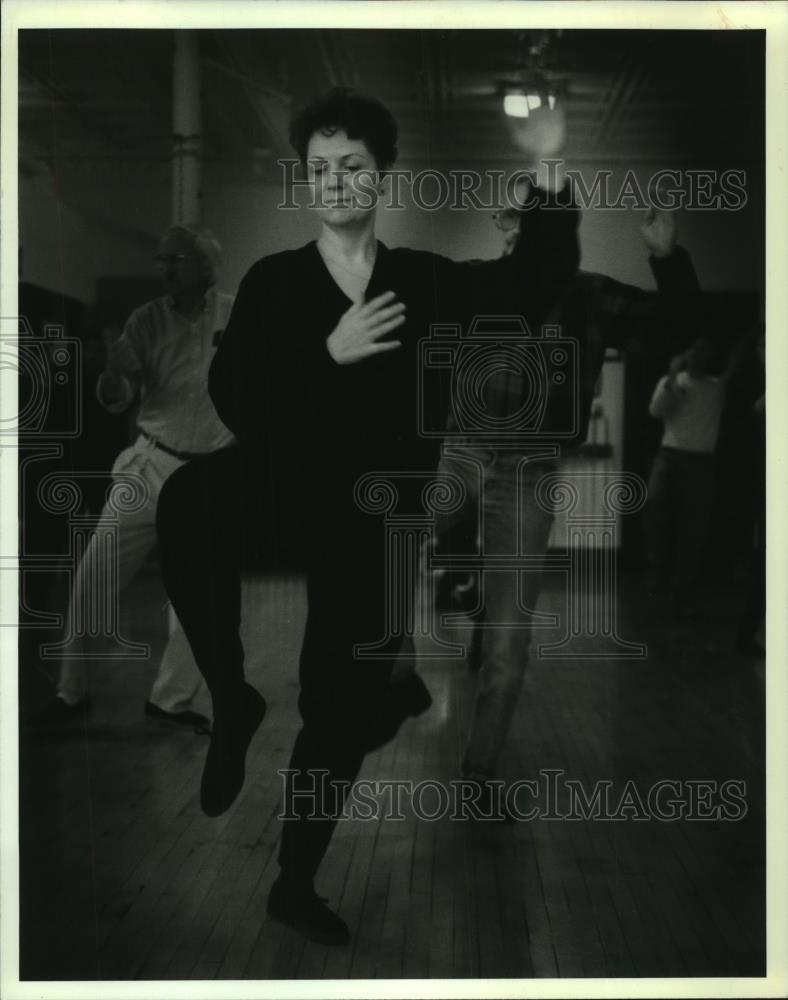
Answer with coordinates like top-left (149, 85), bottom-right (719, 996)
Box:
top-left (33, 224), bottom-right (235, 728)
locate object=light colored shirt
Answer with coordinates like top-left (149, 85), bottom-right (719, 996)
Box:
top-left (649, 371), bottom-right (724, 454)
top-left (97, 288), bottom-right (236, 454)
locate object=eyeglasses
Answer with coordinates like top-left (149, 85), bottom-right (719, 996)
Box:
top-left (153, 253), bottom-right (197, 264)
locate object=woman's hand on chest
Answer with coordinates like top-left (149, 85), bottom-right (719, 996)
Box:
top-left (326, 290), bottom-right (407, 365)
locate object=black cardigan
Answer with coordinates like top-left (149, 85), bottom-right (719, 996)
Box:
top-left (208, 193), bottom-right (581, 544)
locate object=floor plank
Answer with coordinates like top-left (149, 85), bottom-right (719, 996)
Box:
top-left (18, 564), bottom-right (766, 981)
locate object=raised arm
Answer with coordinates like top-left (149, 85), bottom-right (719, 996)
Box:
top-left (590, 208), bottom-right (700, 352)
top-left (451, 175), bottom-right (581, 327)
top-left (649, 353), bottom-right (689, 418)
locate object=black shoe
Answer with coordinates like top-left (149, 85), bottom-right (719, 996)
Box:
top-left (266, 876), bottom-right (349, 946)
top-left (29, 695), bottom-right (91, 726)
top-left (200, 682), bottom-right (266, 817)
top-left (144, 700), bottom-right (211, 731)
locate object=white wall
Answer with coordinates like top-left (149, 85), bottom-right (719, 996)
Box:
top-left (19, 163), bottom-right (168, 303)
top-left (19, 156), bottom-right (764, 306)
top-left (205, 159), bottom-right (764, 297)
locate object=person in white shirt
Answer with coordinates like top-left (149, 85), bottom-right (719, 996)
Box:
top-left (33, 224), bottom-right (235, 728)
top-left (646, 334), bottom-right (731, 617)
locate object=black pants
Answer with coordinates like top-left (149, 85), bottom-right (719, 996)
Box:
top-left (157, 449), bottom-right (409, 881)
top-left (156, 448), bottom-right (246, 704)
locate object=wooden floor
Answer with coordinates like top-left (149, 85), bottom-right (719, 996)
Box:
top-left (18, 563), bottom-right (766, 981)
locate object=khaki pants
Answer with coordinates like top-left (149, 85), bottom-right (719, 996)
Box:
top-left (57, 435), bottom-right (206, 712)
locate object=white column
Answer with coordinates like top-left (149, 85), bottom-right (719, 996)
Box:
top-left (172, 30), bottom-right (202, 225)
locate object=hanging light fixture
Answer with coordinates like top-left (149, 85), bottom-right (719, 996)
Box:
top-left (499, 31), bottom-right (566, 155)
top-left (503, 88), bottom-right (558, 118)
top-left (503, 92), bottom-right (529, 118)
top-left (500, 30), bottom-right (562, 116)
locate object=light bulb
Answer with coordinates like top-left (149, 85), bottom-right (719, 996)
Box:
top-left (503, 93), bottom-right (529, 118)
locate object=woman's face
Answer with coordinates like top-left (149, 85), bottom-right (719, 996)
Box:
top-left (306, 128), bottom-right (381, 227)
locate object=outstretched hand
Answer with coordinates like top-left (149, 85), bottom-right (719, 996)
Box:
top-left (326, 290), bottom-right (405, 365)
top-left (640, 207), bottom-right (677, 259)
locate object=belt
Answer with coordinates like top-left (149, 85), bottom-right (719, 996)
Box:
top-left (138, 430), bottom-right (213, 462)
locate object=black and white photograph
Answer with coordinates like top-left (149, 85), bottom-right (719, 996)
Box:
top-left (1, 2), bottom-right (786, 997)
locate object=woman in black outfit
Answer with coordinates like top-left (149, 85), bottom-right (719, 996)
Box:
top-left (157, 88), bottom-right (579, 945)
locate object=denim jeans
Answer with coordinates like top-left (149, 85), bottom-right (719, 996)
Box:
top-left (435, 446), bottom-right (556, 779)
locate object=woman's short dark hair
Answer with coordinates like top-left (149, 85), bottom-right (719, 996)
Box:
top-left (289, 88), bottom-right (398, 170)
